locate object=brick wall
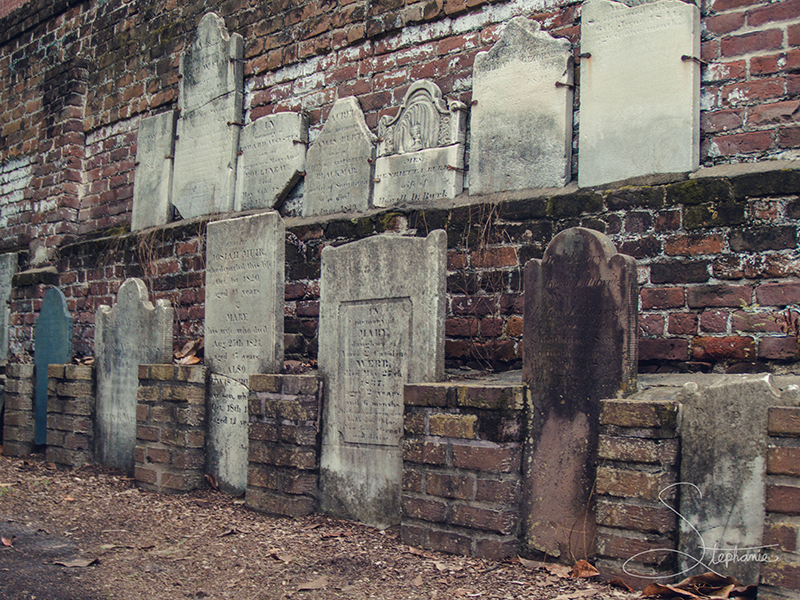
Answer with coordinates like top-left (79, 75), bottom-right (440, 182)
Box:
top-left (45, 364), bottom-right (94, 468)
top-left (246, 373), bottom-right (322, 518)
top-left (134, 364), bottom-right (207, 493)
top-left (2, 363), bottom-right (34, 456)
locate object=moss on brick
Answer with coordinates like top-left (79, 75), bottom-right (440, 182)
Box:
top-left (666, 178), bottom-right (733, 206)
top-left (546, 192), bottom-right (603, 218)
top-left (683, 202), bottom-right (746, 230)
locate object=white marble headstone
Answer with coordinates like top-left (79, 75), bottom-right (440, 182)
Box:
top-left (132, 111), bottom-right (178, 231)
top-left (0, 253), bottom-right (16, 362)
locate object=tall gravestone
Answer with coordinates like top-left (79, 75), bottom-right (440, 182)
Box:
top-left (374, 80), bottom-right (467, 207)
top-left (678, 375), bottom-right (800, 585)
top-left (0, 253), bottom-right (16, 361)
top-left (234, 112), bottom-right (308, 211)
top-left (132, 111), bottom-right (178, 231)
top-left (96, 278), bottom-right (173, 473)
top-left (470, 18), bottom-right (573, 193)
top-left (319, 231), bottom-right (446, 527)
top-left (578, 0), bottom-right (699, 187)
top-left (303, 97), bottom-right (376, 217)
top-left (522, 227), bottom-right (637, 559)
top-left (171, 12), bottom-right (243, 219)
top-left (205, 211), bottom-right (284, 494)
top-left (34, 288), bottom-right (73, 445)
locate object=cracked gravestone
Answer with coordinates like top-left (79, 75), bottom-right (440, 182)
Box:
top-left (132, 111), bottom-right (178, 231)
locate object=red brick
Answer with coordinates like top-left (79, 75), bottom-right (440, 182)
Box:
top-left (759, 336), bottom-right (800, 360)
top-left (470, 247), bottom-right (517, 269)
top-left (790, 23), bottom-right (800, 47)
top-left (709, 131), bottom-right (775, 155)
top-left (768, 446), bottom-right (800, 476)
top-left (429, 414), bottom-right (476, 439)
top-left (598, 436), bottom-right (680, 466)
top-left (426, 472), bottom-right (474, 500)
top-left (699, 310), bottom-right (729, 333)
top-left (761, 561), bottom-right (800, 591)
top-left (764, 520), bottom-right (798, 552)
top-left (405, 385), bottom-right (448, 407)
top-left (402, 496), bottom-right (447, 522)
top-left (638, 339), bottom-right (689, 361)
top-left (769, 407), bottom-right (800, 436)
top-left (701, 108), bottom-right (744, 133)
top-left (446, 318), bottom-right (479, 337)
top-left (779, 126), bottom-right (800, 149)
top-left (668, 312), bottom-right (698, 335)
top-left (721, 29), bottom-right (783, 57)
top-left (475, 478), bottom-right (519, 504)
top-left (767, 484), bottom-right (800, 515)
top-left (746, 0), bottom-right (800, 27)
top-left (452, 444), bottom-right (520, 473)
top-left (704, 12), bottom-right (745, 34)
top-left (639, 314), bottom-right (665, 336)
top-left (403, 440), bottom-right (447, 464)
top-left (596, 531), bottom-right (674, 566)
top-left (474, 537), bottom-right (516, 561)
top-left (751, 53), bottom-right (783, 76)
top-left (687, 285), bottom-right (752, 308)
top-left (450, 505), bottom-right (517, 535)
top-left (641, 287), bottom-right (684, 309)
top-left (596, 499), bottom-right (677, 534)
top-left (426, 529), bottom-right (472, 555)
top-left (691, 336), bottom-right (755, 361)
top-left (134, 466), bottom-right (158, 485)
top-left (757, 282), bottom-right (800, 306)
top-left (665, 234), bottom-right (724, 256)
top-left (596, 467), bottom-right (676, 502)
top-left (732, 309), bottom-right (783, 333)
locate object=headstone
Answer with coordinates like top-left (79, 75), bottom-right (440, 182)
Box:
top-left (678, 375), bottom-right (800, 585)
top-left (96, 278), bottom-right (173, 473)
top-left (522, 227), bottom-right (637, 559)
top-left (470, 18), bottom-right (573, 193)
top-left (318, 230), bottom-right (446, 528)
top-left (205, 212), bottom-right (284, 494)
top-left (171, 12), bottom-right (244, 219)
top-left (131, 111), bottom-right (178, 231)
top-left (0, 253), bottom-right (16, 361)
top-left (234, 112), bottom-right (308, 211)
top-left (34, 288), bottom-right (73, 445)
top-left (374, 80), bottom-right (467, 207)
top-left (578, 0), bottom-right (700, 187)
top-left (302, 97), bottom-right (376, 217)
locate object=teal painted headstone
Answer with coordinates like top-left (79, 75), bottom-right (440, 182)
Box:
top-left (34, 288), bottom-right (73, 445)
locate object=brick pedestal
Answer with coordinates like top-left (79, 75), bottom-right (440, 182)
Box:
top-left (2, 363), bottom-right (35, 456)
top-left (45, 364), bottom-right (95, 468)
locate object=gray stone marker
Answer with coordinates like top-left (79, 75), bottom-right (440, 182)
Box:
top-left (303, 97), bottom-right (376, 217)
top-left (171, 12), bottom-right (244, 219)
top-left (132, 111), bottom-right (178, 231)
top-left (96, 278), bottom-right (173, 473)
top-left (34, 288), bottom-right (73, 445)
top-left (578, 0), bottom-right (700, 187)
top-left (522, 227), bottom-right (637, 559)
top-left (470, 18), bottom-right (573, 193)
top-left (234, 112), bottom-right (308, 211)
top-left (678, 375), bottom-right (800, 585)
top-left (319, 231), bottom-right (446, 528)
top-left (205, 212), bottom-right (284, 494)
top-left (374, 80), bottom-right (467, 207)
top-left (0, 253), bottom-right (16, 361)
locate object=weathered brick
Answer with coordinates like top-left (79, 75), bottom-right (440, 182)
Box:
top-left (686, 285), bottom-right (752, 308)
top-left (638, 339), bottom-right (689, 361)
top-left (766, 484), bottom-right (800, 515)
top-left (402, 495), bottom-right (447, 522)
top-left (598, 436), bottom-right (679, 465)
top-left (455, 385), bottom-right (524, 411)
top-left (450, 505), bottom-right (517, 535)
top-left (757, 282), bottom-right (800, 306)
top-left (451, 443), bottom-right (520, 473)
top-left (769, 407), bottom-right (800, 436)
top-left (429, 414), bottom-right (477, 439)
top-left (426, 472), bottom-right (474, 500)
top-left (405, 384), bottom-right (448, 407)
top-left (403, 439), bottom-right (447, 465)
top-left (596, 498), bottom-right (677, 534)
top-left (691, 336), bottom-right (755, 361)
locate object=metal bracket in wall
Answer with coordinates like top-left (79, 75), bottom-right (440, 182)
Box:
top-left (555, 82), bottom-right (575, 89)
top-left (578, 52), bottom-right (591, 59)
top-left (681, 55), bottom-right (707, 65)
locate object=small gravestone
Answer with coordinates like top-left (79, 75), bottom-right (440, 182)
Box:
top-left (171, 12), bottom-right (244, 219)
top-left (374, 81), bottom-right (467, 207)
top-left (234, 112), bottom-right (308, 211)
top-left (319, 231), bottom-right (446, 527)
top-left (523, 227), bottom-right (637, 559)
top-left (578, 0), bottom-right (700, 187)
top-left (303, 97), bottom-right (376, 217)
top-left (96, 278), bottom-right (173, 473)
top-left (34, 288), bottom-right (73, 445)
top-left (470, 18), bottom-right (573, 193)
top-left (678, 375), bottom-right (800, 585)
top-left (132, 111), bottom-right (178, 231)
top-left (0, 253), bottom-right (16, 361)
top-left (205, 212), bottom-right (284, 494)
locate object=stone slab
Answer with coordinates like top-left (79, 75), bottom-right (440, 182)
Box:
top-left (132, 111), bottom-right (178, 231)
top-left (34, 288), bottom-right (72, 445)
top-left (302, 97), bottom-right (376, 217)
top-left (235, 112), bottom-right (308, 211)
top-left (171, 12), bottom-right (244, 219)
top-left (205, 211), bottom-right (285, 494)
top-left (470, 17), bottom-right (573, 193)
top-left (578, 0), bottom-right (700, 187)
top-left (522, 227), bottom-right (638, 559)
top-left (319, 231), bottom-right (446, 528)
top-left (374, 145), bottom-right (462, 207)
top-left (678, 375), bottom-right (800, 585)
top-left (0, 253), bottom-right (16, 361)
top-left (96, 278), bottom-right (173, 473)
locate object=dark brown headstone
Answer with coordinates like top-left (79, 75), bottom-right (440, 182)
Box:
top-left (522, 227), bottom-right (637, 560)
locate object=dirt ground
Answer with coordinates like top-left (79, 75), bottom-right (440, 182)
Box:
top-left (0, 453), bottom-right (642, 600)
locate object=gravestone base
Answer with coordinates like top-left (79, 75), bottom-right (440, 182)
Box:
top-left (46, 364), bottom-right (95, 469)
top-left (2, 364), bottom-right (35, 456)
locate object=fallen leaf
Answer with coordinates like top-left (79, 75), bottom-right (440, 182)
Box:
top-left (543, 564), bottom-right (572, 578)
top-left (54, 557), bottom-right (98, 568)
top-left (570, 559), bottom-right (600, 579)
top-left (297, 576), bottom-right (328, 591)
top-left (269, 549), bottom-right (293, 563)
top-left (517, 556), bottom-right (547, 569)
top-left (321, 529), bottom-right (353, 539)
top-left (63, 496), bottom-right (76, 502)
top-left (411, 575), bottom-right (423, 587)
top-left (205, 474), bottom-right (218, 491)
top-left (1, 536), bottom-right (13, 547)
top-left (552, 590), bottom-right (598, 600)
top-left (609, 578), bottom-right (633, 592)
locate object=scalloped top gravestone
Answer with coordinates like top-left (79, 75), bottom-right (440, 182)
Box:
top-left (171, 12), bottom-right (243, 219)
top-left (303, 97), bottom-right (376, 217)
top-left (96, 278), bottom-right (173, 473)
top-left (470, 18), bottom-right (573, 193)
top-left (34, 288), bottom-right (73, 445)
top-left (0, 252), bottom-right (16, 361)
top-left (205, 211), bottom-right (284, 494)
top-left (132, 111), bottom-right (178, 231)
top-left (374, 80), bottom-right (467, 207)
top-left (318, 231), bottom-right (446, 528)
top-left (234, 112), bottom-right (308, 211)
top-left (522, 227), bottom-right (637, 559)
top-left (578, 0), bottom-right (700, 187)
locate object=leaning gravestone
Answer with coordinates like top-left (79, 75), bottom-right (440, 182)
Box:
top-left (205, 212), bottom-right (284, 494)
top-left (678, 375), bottom-right (800, 585)
top-left (34, 288), bottom-right (73, 445)
top-left (470, 18), bottom-right (573, 193)
top-left (234, 112), bottom-right (308, 211)
top-left (132, 111), bottom-right (178, 231)
top-left (319, 231), bottom-right (446, 528)
top-left (171, 12), bottom-right (243, 219)
top-left (523, 227), bottom-right (637, 559)
top-left (374, 80), bottom-right (467, 206)
top-left (303, 97), bottom-right (376, 217)
top-left (0, 253), bottom-right (16, 361)
top-left (578, 0), bottom-right (700, 187)
top-left (96, 278), bottom-right (173, 473)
